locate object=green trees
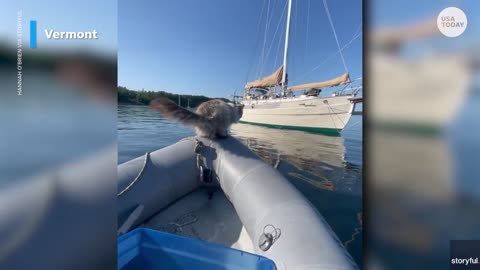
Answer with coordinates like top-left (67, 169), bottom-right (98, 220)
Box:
top-left (118, 86), bottom-right (228, 107)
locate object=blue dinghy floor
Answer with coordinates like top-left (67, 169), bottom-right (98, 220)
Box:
top-left (118, 228), bottom-right (277, 270)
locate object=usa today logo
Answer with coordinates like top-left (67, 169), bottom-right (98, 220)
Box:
top-left (437, 7), bottom-right (467, 37)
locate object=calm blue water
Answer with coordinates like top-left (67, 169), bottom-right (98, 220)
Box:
top-left (0, 72), bottom-right (116, 184)
top-left (118, 104), bottom-right (363, 266)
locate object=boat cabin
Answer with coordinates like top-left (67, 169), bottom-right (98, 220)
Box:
top-left (244, 88), bottom-right (271, 100)
top-left (303, 88), bottom-right (322, 97)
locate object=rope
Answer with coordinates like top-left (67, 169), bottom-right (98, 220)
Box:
top-left (245, 0), bottom-right (267, 84)
top-left (303, 0), bottom-right (311, 68)
top-left (338, 83), bottom-right (350, 95)
top-left (256, 0), bottom-right (273, 79)
top-left (118, 137), bottom-right (202, 196)
top-left (291, 30), bottom-right (361, 84)
top-left (326, 104), bottom-right (340, 135)
top-left (351, 21), bottom-right (363, 41)
top-left (263, 0), bottom-right (288, 73)
top-left (323, 0), bottom-right (348, 73)
top-left (329, 102), bottom-right (348, 129)
top-left (262, 0), bottom-right (285, 78)
top-left (292, 0), bottom-right (298, 77)
top-left (273, 20), bottom-right (285, 71)
top-left (117, 151), bottom-right (151, 196)
top-left (324, 100), bottom-right (347, 136)
top-left (160, 213), bottom-right (199, 235)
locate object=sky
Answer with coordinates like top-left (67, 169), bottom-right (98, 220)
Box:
top-left (1, 0), bottom-right (477, 99)
top-left (118, 0), bottom-right (363, 99)
top-left (371, 0), bottom-right (479, 55)
top-left (372, 0), bottom-right (478, 28)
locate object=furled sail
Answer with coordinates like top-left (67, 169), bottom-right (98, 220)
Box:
top-left (288, 72), bottom-right (350, 91)
top-left (245, 66), bottom-right (283, 89)
top-left (372, 19), bottom-right (438, 45)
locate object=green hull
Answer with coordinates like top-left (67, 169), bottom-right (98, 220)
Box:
top-left (238, 120), bottom-right (342, 137)
top-left (372, 122), bottom-right (442, 137)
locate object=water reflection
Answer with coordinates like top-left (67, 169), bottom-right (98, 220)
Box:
top-left (231, 123), bottom-right (362, 195)
top-left (231, 122), bottom-right (363, 264)
top-left (369, 124), bottom-right (480, 269)
top-left (232, 123), bottom-right (345, 166)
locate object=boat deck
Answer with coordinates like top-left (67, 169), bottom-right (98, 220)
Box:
top-left (140, 187), bottom-right (255, 253)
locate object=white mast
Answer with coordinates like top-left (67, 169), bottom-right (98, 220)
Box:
top-left (281, 0), bottom-right (293, 94)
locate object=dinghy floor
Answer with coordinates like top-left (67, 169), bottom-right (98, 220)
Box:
top-left (140, 187), bottom-right (255, 253)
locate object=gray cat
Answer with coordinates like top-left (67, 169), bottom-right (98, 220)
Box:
top-left (150, 97), bottom-right (244, 139)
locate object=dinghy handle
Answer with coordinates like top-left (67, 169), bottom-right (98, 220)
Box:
top-left (259, 224), bottom-right (281, 251)
top-left (194, 139), bottom-right (204, 170)
top-left (194, 139), bottom-right (214, 184)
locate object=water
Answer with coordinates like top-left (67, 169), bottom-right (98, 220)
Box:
top-left (0, 71), bottom-right (116, 184)
top-left (118, 104), bottom-right (363, 266)
top-left (369, 94), bottom-right (480, 269)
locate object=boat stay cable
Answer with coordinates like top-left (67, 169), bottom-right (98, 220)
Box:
top-left (323, 0), bottom-right (348, 73)
top-left (291, 27), bottom-right (361, 84)
top-left (291, 0), bottom-right (299, 78)
top-left (263, 0), bottom-right (288, 74)
top-left (303, 0), bottom-right (311, 68)
top-left (256, 0), bottom-right (273, 79)
top-left (273, 19), bottom-right (285, 72)
top-left (327, 101), bottom-right (347, 129)
top-left (325, 102), bottom-right (344, 136)
top-left (245, 0), bottom-right (267, 84)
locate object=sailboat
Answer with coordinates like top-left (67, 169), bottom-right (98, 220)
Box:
top-left (370, 19), bottom-right (471, 133)
top-left (240, 0), bottom-right (362, 134)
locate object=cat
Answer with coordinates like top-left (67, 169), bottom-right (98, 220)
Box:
top-left (150, 97), bottom-right (244, 139)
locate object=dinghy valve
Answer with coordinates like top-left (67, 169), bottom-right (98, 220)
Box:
top-left (259, 224), bottom-right (281, 251)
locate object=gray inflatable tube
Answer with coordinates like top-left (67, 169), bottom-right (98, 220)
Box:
top-left (117, 137), bottom-right (358, 270)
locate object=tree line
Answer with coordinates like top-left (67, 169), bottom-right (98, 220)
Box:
top-left (118, 86), bottom-right (229, 108)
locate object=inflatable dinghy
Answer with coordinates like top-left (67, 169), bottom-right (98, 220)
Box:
top-left (117, 136), bottom-right (358, 270)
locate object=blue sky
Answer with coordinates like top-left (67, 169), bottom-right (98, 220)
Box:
top-left (372, 0), bottom-right (479, 54)
top-left (372, 0), bottom-right (478, 28)
top-left (118, 0), bottom-right (362, 99)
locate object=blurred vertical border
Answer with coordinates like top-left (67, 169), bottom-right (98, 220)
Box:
top-left (0, 1), bottom-right (117, 269)
top-left (365, 0), bottom-right (480, 269)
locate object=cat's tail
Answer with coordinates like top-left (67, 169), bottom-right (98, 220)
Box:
top-left (150, 97), bottom-right (208, 126)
